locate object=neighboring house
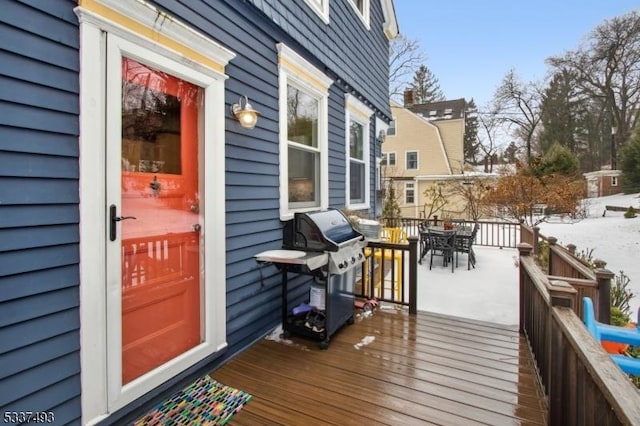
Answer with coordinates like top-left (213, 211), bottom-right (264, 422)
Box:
top-left (584, 168), bottom-right (623, 198)
top-left (382, 96), bottom-right (474, 218)
top-left (0, 1), bottom-right (398, 424)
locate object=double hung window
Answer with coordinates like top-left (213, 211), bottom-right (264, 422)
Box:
top-left (345, 94), bottom-right (373, 209)
top-left (278, 43), bottom-right (333, 219)
top-left (406, 151), bottom-right (418, 170)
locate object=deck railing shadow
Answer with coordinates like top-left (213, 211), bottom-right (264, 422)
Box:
top-left (518, 243), bottom-right (640, 424)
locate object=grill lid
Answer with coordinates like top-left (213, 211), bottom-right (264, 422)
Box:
top-left (282, 209), bottom-right (363, 252)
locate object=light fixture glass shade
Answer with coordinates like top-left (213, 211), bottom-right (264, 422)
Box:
top-left (232, 96), bottom-right (260, 129)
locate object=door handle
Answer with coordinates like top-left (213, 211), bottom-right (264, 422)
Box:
top-left (109, 204), bottom-right (137, 241)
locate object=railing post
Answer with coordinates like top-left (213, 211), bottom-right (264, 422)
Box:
top-left (547, 236), bottom-right (557, 275)
top-left (594, 264), bottom-right (614, 325)
top-left (517, 243), bottom-right (533, 333)
top-left (547, 279), bottom-right (577, 424)
top-left (408, 236), bottom-right (418, 315)
top-left (532, 226), bottom-right (539, 257)
top-left (549, 279), bottom-right (577, 309)
top-left (567, 243), bottom-right (576, 256)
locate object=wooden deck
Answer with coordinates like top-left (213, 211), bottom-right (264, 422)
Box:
top-left (212, 308), bottom-right (548, 425)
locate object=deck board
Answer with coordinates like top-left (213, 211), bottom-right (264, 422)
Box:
top-left (212, 308), bottom-right (548, 425)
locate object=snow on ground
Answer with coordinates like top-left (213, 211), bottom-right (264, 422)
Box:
top-left (415, 192), bottom-right (640, 326)
top-left (537, 192), bottom-right (640, 318)
top-left (416, 245), bottom-right (520, 326)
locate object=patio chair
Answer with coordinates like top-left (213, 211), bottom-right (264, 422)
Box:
top-left (427, 229), bottom-right (457, 273)
top-left (417, 221), bottom-right (430, 264)
top-left (455, 222), bottom-right (478, 270)
top-left (373, 227), bottom-right (408, 300)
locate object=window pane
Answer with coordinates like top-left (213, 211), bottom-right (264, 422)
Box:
top-left (350, 120), bottom-right (364, 160)
top-left (407, 152), bottom-right (417, 169)
top-left (121, 60), bottom-right (200, 174)
top-left (350, 161), bottom-right (365, 203)
top-left (406, 183), bottom-right (415, 203)
top-left (288, 147), bottom-right (319, 205)
top-left (287, 85), bottom-right (318, 147)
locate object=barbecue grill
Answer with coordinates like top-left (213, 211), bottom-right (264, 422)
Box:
top-left (255, 209), bottom-right (365, 348)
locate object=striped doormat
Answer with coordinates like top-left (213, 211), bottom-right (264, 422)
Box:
top-left (133, 375), bottom-right (252, 425)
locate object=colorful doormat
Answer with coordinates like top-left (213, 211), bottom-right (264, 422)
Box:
top-left (133, 376), bottom-right (252, 425)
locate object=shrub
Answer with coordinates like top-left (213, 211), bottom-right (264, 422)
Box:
top-left (624, 206), bottom-right (637, 219)
top-left (611, 270), bottom-right (634, 321)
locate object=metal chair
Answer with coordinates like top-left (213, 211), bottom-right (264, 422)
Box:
top-left (427, 229), bottom-right (457, 273)
top-left (418, 221), bottom-right (430, 264)
top-left (455, 222), bottom-right (478, 269)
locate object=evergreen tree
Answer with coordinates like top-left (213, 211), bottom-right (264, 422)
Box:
top-left (538, 71), bottom-right (579, 154)
top-left (536, 143), bottom-right (580, 178)
top-left (411, 65), bottom-right (445, 104)
top-left (463, 98), bottom-right (480, 164)
top-left (620, 128), bottom-right (640, 193)
top-left (502, 141), bottom-right (519, 163)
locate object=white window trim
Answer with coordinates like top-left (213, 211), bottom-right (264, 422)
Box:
top-left (406, 150), bottom-right (419, 170)
top-left (386, 116), bottom-right (397, 136)
top-left (75, 1), bottom-right (232, 423)
top-left (348, 0), bottom-right (370, 29)
top-left (611, 176), bottom-right (618, 186)
top-left (382, 151), bottom-right (397, 166)
top-left (405, 182), bottom-right (415, 204)
top-left (345, 94), bottom-right (373, 210)
top-left (278, 43), bottom-right (333, 220)
top-left (304, 0), bottom-right (330, 24)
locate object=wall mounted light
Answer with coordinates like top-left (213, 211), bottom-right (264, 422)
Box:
top-left (231, 96), bottom-right (260, 129)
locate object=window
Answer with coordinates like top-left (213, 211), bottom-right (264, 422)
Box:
top-left (612, 176), bottom-right (618, 186)
top-left (278, 43), bottom-right (333, 219)
top-left (387, 117), bottom-right (396, 136)
top-left (406, 151), bottom-right (418, 169)
top-left (348, 0), bottom-right (370, 28)
top-left (381, 152), bottom-right (396, 166)
top-left (345, 94), bottom-right (373, 208)
top-left (304, 0), bottom-right (330, 23)
top-left (405, 182), bottom-right (415, 204)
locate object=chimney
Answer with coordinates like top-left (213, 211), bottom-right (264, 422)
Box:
top-left (404, 89), bottom-right (414, 108)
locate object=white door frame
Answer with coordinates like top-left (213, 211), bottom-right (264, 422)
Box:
top-left (76, 2), bottom-right (233, 423)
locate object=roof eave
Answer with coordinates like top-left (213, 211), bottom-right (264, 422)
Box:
top-left (380, 0), bottom-right (399, 39)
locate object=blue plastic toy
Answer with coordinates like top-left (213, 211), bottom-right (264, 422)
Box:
top-left (583, 297), bottom-right (640, 376)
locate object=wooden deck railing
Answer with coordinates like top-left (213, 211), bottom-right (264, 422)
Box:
top-left (381, 217), bottom-right (520, 248)
top-left (518, 243), bottom-right (640, 425)
top-left (357, 236), bottom-right (418, 313)
top-left (520, 223), bottom-right (613, 323)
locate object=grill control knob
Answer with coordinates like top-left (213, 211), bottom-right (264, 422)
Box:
top-left (351, 257), bottom-right (356, 264)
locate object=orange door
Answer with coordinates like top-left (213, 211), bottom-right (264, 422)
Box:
top-left (119, 57), bottom-right (202, 384)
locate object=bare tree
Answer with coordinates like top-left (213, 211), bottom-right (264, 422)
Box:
top-left (547, 11), bottom-right (640, 160)
top-left (477, 101), bottom-right (502, 173)
top-left (494, 69), bottom-right (543, 164)
top-left (389, 35), bottom-right (425, 103)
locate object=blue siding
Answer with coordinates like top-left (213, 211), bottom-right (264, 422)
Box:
top-left (1, 0), bottom-right (392, 423)
top-left (248, 0), bottom-right (392, 119)
top-left (0, 0), bottom-right (81, 424)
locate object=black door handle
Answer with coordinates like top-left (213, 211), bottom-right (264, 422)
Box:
top-left (109, 204), bottom-right (137, 241)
